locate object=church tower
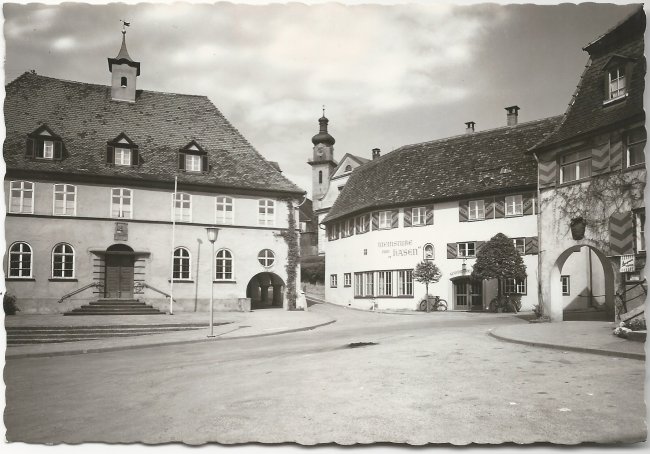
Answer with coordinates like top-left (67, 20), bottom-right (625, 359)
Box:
top-left (308, 112), bottom-right (337, 209)
top-left (107, 24), bottom-right (141, 103)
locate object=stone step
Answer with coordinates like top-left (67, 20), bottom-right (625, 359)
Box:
top-left (6, 322), bottom-right (224, 330)
top-left (627, 330), bottom-right (647, 342)
top-left (64, 311), bottom-right (166, 316)
top-left (7, 328), bottom-right (202, 337)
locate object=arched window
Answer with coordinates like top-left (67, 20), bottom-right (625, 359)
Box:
top-left (121, 76), bottom-right (128, 87)
top-left (345, 165), bottom-right (352, 172)
top-left (8, 242), bottom-right (33, 278)
top-left (318, 170), bottom-right (323, 184)
top-left (258, 249), bottom-right (275, 267)
top-left (52, 243), bottom-right (75, 278)
top-left (423, 243), bottom-right (434, 261)
top-left (173, 247), bottom-right (191, 280)
top-left (215, 249), bottom-right (233, 280)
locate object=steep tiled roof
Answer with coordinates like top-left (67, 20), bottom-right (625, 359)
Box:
top-left (3, 72), bottom-right (303, 195)
top-left (324, 116), bottom-right (562, 223)
top-left (531, 8), bottom-right (645, 152)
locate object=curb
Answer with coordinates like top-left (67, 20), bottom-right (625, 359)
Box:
top-left (5, 318), bottom-right (337, 360)
top-left (488, 328), bottom-right (645, 361)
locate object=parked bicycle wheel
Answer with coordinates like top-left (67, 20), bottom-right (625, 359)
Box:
top-left (419, 299), bottom-right (429, 311)
top-left (436, 299), bottom-right (448, 311)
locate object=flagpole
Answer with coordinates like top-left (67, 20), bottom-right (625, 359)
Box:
top-left (170, 176), bottom-right (178, 315)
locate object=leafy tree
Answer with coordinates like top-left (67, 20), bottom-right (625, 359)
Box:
top-left (471, 232), bottom-right (527, 305)
top-left (413, 260), bottom-right (442, 305)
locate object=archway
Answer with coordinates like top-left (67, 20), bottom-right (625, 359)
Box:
top-left (549, 245), bottom-right (616, 321)
top-left (105, 244), bottom-right (135, 299)
top-left (246, 272), bottom-right (286, 309)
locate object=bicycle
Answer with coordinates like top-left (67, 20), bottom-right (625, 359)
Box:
top-left (418, 295), bottom-right (448, 312)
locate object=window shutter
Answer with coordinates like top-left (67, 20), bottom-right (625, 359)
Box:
top-left (494, 196), bottom-right (505, 218)
top-left (485, 197), bottom-right (494, 219)
top-left (426, 205), bottom-right (434, 225)
top-left (458, 200), bottom-right (469, 222)
top-left (476, 241), bottom-right (486, 254)
top-left (603, 70), bottom-right (610, 99)
top-left (35, 139), bottom-right (44, 158)
top-left (523, 193), bottom-right (534, 216)
top-left (131, 147), bottom-right (139, 166)
top-left (178, 152), bottom-right (185, 171)
top-left (404, 208), bottom-right (412, 228)
top-left (371, 212), bottom-right (379, 230)
top-left (447, 243), bottom-right (457, 259)
top-left (201, 155), bottom-right (209, 173)
top-left (391, 210), bottom-right (399, 229)
top-left (609, 131), bottom-right (623, 171)
top-left (106, 145), bottom-right (114, 164)
top-left (365, 215), bottom-right (370, 233)
top-left (591, 134), bottom-right (610, 175)
top-left (53, 141), bottom-right (63, 160)
top-left (609, 211), bottom-right (634, 255)
top-left (538, 158), bottom-right (557, 188)
top-left (525, 237), bottom-right (539, 255)
top-left (25, 138), bottom-right (35, 158)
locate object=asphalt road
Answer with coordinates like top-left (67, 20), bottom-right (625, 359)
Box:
top-left (4, 303), bottom-right (647, 445)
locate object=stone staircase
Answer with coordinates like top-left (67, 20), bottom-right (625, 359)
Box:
top-left (64, 298), bottom-right (165, 316)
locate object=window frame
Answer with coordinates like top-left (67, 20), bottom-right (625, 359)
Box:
top-left (356, 214), bottom-right (368, 233)
top-left (559, 149), bottom-right (592, 184)
top-left (114, 147), bottom-right (132, 166)
top-left (411, 207), bottom-right (426, 226)
top-left (343, 219), bottom-right (353, 237)
top-left (468, 200), bottom-right (485, 221)
top-left (330, 274), bottom-right (338, 288)
top-left (173, 247), bottom-right (192, 281)
top-left (215, 196), bottom-right (235, 225)
top-left (561, 275), bottom-right (570, 296)
top-left (397, 270), bottom-right (413, 296)
top-left (378, 210), bottom-right (392, 229)
top-left (172, 192), bottom-right (192, 223)
top-left (8, 241), bottom-right (33, 278)
top-left (635, 209), bottom-right (645, 253)
top-left (505, 195), bottom-right (523, 217)
top-left (343, 273), bottom-right (352, 287)
top-left (258, 249), bottom-right (275, 268)
top-left (377, 270), bottom-right (393, 296)
top-left (457, 242), bottom-right (476, 258)
top-left (607, 66), bottom-right (626, 101)
top-left (513, 238), bottom-right (526, 255)
top-left (215, 248), bottom-right (234, 281)
top-left (52, 184), bottom-right (77, 216)
top-left (9, 180), bottom-right (35, 214)
top-left (504, 277), bottom-right (527, 295)
top-left (110, 187), bottom-right (134, 219)
top-left (626, 127), bottom-right (646, 169)
top-left (51, 243), bottom-right (75, 279)
top-left (258, 199), bottom-right (275, 227)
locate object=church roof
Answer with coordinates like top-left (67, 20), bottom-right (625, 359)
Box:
top-left (324, 115), bottom-right (562, 223)
top-left (3, 72), bottom-right (304, 196)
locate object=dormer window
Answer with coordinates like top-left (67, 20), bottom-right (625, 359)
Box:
top-left (178, 141), bottom-right (208, 173)
top-left (608, 67), bottom-right (626, 100)
top-left (26, 125), bottom-right (63, 160)
top-left (602, 55), bottom-right (635, 105)
top-left (107, 133), bottom-right (139, 167)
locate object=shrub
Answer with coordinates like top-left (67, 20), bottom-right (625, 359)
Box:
top-left (3, 293), bottom-right (19, 315)
top-left (533, 303), bottom-right (544, 318)
top-left (625, 318), bottom-right (646, 331)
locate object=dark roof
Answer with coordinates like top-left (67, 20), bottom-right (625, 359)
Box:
top-left (299, 198), bottom-right (314, 222)
top-left (531, 8), bottom-right (645, 152)
top-left (3, 72), bottom-right (303, 195)
top-left (324, 116), bottom-right (562, 223)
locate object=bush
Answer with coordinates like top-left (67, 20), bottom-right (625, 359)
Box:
top-left (490, 294), bottom-right (522, 313)
top-left (533, 303), bottom-right (544, 318)
top-left (625, 318), bottom-right (646, 331)
top-left (3, 293), bottom-right (19, 315)
top-left (301, 261), bottom-right (325, 284)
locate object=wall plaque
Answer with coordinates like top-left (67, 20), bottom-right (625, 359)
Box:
top-left (114, 222), bottom-right (128, 241)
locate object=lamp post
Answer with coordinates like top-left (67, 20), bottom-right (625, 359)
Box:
top-left (206, 227), bottom-right (220, 337)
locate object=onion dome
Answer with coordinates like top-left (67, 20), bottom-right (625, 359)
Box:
top-left (311, 115), bottom-right (336, 146)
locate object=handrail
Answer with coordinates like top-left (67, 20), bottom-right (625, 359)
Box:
top-left (58, 282), bottom-right (101, 304)
top-left (140, 282), bottom-right (177, 302)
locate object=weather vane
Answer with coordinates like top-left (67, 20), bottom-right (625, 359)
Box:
top-left (120, 19), bottom-right (131, 34)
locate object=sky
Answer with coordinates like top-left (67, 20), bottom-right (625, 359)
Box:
top-left (2, 1), bottom-right (642, 198)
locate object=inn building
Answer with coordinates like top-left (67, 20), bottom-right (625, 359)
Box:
top-left (3, 31), bottom-right (305, 314)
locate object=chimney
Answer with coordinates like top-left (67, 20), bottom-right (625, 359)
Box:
top-left (465, 121), bottom-right (475, 134)
top-left (372, 148), bottom-right (381, 159)
top-left (505, 105), bottom-right (520, 126)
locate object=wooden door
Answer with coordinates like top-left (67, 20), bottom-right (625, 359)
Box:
top-left (105, 254), bottom-right (134, 298)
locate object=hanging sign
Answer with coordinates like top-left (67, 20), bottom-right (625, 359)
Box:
top-left (620, 254), bottom-right (635, 272)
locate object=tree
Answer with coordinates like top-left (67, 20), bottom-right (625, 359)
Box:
top-left (413, 260), bottom-right (442, 312)
top-left (471, 233), bottom-right (527, 310)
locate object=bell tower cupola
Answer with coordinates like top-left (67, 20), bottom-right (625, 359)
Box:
top-left (107, 21), bottom-right (140, 103)
top-left (308, 107), bottom-right (338, 206)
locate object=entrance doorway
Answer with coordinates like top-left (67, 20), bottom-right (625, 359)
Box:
top-left (453, 277), bottom-right (483, 311)
top-left (246, 272), bottom-right (286, 309)
top-left (105, 244), bottom-right (135, 299)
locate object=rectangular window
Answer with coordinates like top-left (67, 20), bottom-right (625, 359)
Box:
top-left (513, 238), bottom-right (526, 255)
top-left (457, 242), bottom-right (476, 258)
top-left (330, 274), bottom-right (338, 288)
top-left (560, 149), bottom-right (591, 183)
top-left (9, 181), bottom-right (34, 214)
top-left (377, 271), bottom-right (393, 296)
top-left (412, 207), bottom-right (426, 226)
top-left (43, 140), bottom-right (54, 159)
top-left (114, 147), bottom-right (132, 166)
top-left (397, 270), bottom-right (413, 296)
top-left (173, 192), bottom-right (192, 222)
top-left (111, 188), bottom-right (133, 219)
top-left (378, 211), bottom-right (392, 229)
top-left (468, 200), bottom-right (485, 221)
top-left (504, 278), bottom-right (527, 295)
top-left (609, 67), bottom-right (626, 100)
top-left (356, 214), bottom-right (368, 233)
top-left (258, 199), bottom-right (275, 226)
top-left (185, 154), bottom-right (202, 172)
top-left (561, 275), bottom-right (570, 296)
top-left (364, 271), bottom-right (374, 296)
top-left (354, 273), bottom-right (364, 296)
top-left (635, 210), bottom-right (645, 252)
top-left (343, 219), bottom-right (353, 237)
top-left (505, 195), bottom-right (523, 217)
top-left (53, 184), bottom-right (76, 216)
top-left (216, 196), bottom-right (234, 224)
top-left (627, 127), bottom-right (646, 168)
top-left (328, 224), bottom-right (338, 241)
top-left (344, 273), bottom-right (352, 287)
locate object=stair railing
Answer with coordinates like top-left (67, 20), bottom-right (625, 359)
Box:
top-left (58, 282), bottom-right (102, 304)
top-left (139, 282), bottom-right (177, 303)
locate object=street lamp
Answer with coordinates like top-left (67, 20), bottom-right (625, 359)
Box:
top-left (206, 226), bottom-right (220, 337)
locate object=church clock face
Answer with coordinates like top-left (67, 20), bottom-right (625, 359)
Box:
top-left (316, 145), bottom-right (324, 157)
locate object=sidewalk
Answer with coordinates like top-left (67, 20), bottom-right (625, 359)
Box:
top-left (489, 321), bottom-right (646, 360)
top-left (4, 309), bottom-right (336, 359)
